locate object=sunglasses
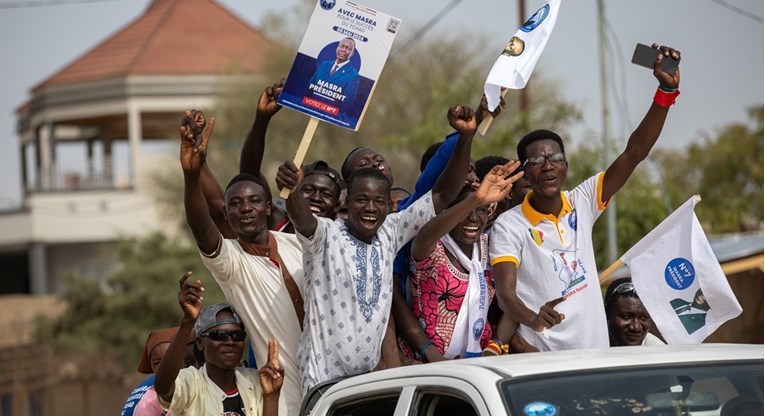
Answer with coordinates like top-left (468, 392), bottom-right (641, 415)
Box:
top-left (201, 329), bottom-right (246, 342)
top-left (605, 281), bottom-right (637, 307)
top-left (523, 152), bottom-right (566, 168)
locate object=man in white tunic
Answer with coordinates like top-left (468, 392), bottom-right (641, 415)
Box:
top-left (286, 105), bottom-right (482, 392)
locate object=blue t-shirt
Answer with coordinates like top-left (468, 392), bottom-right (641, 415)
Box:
top-left (392, 131), bottom-right (458, 292)
top-left (120, 374), bottom-right (155, 416)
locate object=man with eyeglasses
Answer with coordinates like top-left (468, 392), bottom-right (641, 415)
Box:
top-left (489, 43), bottom-right (681, 352)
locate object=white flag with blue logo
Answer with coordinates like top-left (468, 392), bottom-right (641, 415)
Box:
top-left (484, 0), bottom-right (561, 111)
top-left (620, 196), bottom-right (742, 344)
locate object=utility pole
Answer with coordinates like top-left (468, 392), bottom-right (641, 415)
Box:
top-left (597, 0), bottom-right (618, 263)
top-left (519, 0), bottom-right (528, 114)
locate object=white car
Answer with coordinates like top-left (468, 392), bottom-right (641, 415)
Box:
top-left (301, 344), bottom-right (763, 416)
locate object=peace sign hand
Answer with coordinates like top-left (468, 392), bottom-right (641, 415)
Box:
top-left (258, 339), bottom-right (284, 396)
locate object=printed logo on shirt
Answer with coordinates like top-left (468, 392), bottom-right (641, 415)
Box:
top-left (568, 209), bottom-right (577, 231)
top-left (528, 228), bottom-right (544, 246)
top-left (551, 249), bottom-right (587, 297)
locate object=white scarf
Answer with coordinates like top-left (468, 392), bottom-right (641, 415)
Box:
top-left (441, 233), bottom-right (488, 358)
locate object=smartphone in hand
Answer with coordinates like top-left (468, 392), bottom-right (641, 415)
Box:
top-left (631, 43), bottom-right (679, 75)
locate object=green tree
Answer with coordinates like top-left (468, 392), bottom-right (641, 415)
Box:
top-left (655, 106), bottom-right (764, 233)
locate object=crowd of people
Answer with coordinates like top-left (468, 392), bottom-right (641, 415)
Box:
top-left (121, 43), bottom-right (682, 416)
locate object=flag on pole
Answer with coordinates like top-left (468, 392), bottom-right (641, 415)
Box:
top-left (620, 196), bottom-right (742, 344)
top-left (483, 0), bottom-right (562, 111)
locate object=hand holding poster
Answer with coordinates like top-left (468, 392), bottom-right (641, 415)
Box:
top-left (620, 196), bottom-right (743, 344)
top-left (278, 0), bottom-right (401, 131)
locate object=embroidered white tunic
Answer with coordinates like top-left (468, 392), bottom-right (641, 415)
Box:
top-left (297, 192), bottom-right (435, 392)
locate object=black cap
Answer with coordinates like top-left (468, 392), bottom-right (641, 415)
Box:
top-left (304, 160), bottom-right (345, 192)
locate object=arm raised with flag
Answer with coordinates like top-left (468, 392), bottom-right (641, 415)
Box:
top-left (490, 43), bottom-right (682, 352)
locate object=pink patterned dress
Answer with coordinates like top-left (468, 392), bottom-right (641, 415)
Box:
top-left (406, 234), bottom-right (494, 359)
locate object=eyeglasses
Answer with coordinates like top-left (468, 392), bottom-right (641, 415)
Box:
top-left (605, 281), bottom-right (637, 307)
top-left (523, 152), bottom-right (566, 168)
top-left (201, 329), bottom-right (246, 342)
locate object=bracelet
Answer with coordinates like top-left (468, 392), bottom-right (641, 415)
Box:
top-left (482, 346), bottom-right (499, 356)
top-left (658, 84), bottom-right (677, 93)
top-left (654, 87), bottom-right (680, 107)
top-left (485, 339), bottom-right (505, 355)
top-left (418, 340), bottom-right (434, 361)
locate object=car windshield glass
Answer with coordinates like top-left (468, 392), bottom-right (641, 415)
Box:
top-left (501, 361), bottom-right (762, 416)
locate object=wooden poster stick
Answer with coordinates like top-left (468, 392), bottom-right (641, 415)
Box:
top-left (477, 88), bottom-right (509, 136)
top-left (279, 117), bottom-right (320, 199)
top-left (598, 258), bottom-right (624, 287)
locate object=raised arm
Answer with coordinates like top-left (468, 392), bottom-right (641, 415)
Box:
top-left (239, 80), bottom-right (289, 229)
top-left (258, 340), bottom-right (284, 416)
top-left (239, 80), bottom-right (284, 175)
top-left (155, 272), bottom-right (204, 403)
top-left (181, 116), bottom-right (222, 254)
top-left (284, 165), bottom-right (318, 238)
top-left (430, 106), bottom-right (476, 213)
top-left (412, 161), bottom-right (522, 261)
top-left (181, 111), bottom-right (235, 239)
top-left (602, 43), bottom-right (681, 201)
top-left (411, 95), bottom-right (505, 206)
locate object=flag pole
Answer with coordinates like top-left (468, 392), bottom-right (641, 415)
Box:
top-left (477, 89), bottom-right (508, 136)
top-left (598, 259), bottom-right (624, 287)
top-left (279, 117), bottom-right (320, 199)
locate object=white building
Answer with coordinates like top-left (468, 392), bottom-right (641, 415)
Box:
top-left (0, 0), bottom-right (270, 296)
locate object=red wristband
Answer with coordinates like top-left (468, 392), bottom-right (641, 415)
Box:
top-left (654, 88), bottom-right (680, 107)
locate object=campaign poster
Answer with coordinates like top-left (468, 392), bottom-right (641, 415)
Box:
top-left (277, 0), bottom-right (401, 131)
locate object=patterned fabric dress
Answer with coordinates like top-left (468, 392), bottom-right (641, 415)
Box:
top-left (405, 234), bottom-right (494, 359)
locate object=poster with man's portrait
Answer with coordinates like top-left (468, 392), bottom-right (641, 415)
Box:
top-left (277, 0), bottom-right (401, 131)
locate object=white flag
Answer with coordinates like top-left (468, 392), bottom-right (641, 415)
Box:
top-left (484, 0), bottom-right (561, 111)
top-left (620, 196), bottom-right (742, 344)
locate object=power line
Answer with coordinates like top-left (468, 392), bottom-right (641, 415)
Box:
top-left (0, 0), bottom-right (124, 9)
top-left (393, 0), bottom-right (464, 57)
top-left (706, 0), bottom-right (763, 23)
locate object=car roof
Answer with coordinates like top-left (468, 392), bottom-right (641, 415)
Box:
top-left (326, 344), bottom-right (763, 392)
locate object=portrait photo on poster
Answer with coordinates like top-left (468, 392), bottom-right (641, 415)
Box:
top-left (277, 0), bottom-right (400, 131)
top-left (280, 38), bottom-right (372, 130)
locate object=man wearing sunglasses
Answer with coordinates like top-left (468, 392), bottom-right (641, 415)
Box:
top-left (604, 278), bottom-right (664, 346)
top-left (155, 272), bottom-right (284, 416)
top-left (489, 43), bottom-right (681, 352)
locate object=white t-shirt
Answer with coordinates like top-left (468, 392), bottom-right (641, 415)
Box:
top-left (297, 191), bottom-right (435, 392)
top-left (489, 173), bottom-right (609, 351)
top-left (642, 332), bottom-right (666, 346)
top-left (200, 231), bottom-right (304, 416)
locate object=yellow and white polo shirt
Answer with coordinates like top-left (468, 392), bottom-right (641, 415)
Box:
top-left (489, 173), bottom-right (610, 351)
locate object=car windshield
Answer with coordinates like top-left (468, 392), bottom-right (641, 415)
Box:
top-left (501, 361), bottom-right (763, 416)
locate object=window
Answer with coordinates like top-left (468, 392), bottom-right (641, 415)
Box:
top-left (501, 361), bottom-right (763, 416)
top-left (28, 390), bottom-right (43, 416)
top-left (329, 393), bottom-right (400, 416)
top-left (0, 394), bottom-right (11, 416)
top-left (413, 392), bottom-right (478, 416)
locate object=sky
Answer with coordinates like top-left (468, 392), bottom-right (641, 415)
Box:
top-left (0, 0), bottom-right (762, 207)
